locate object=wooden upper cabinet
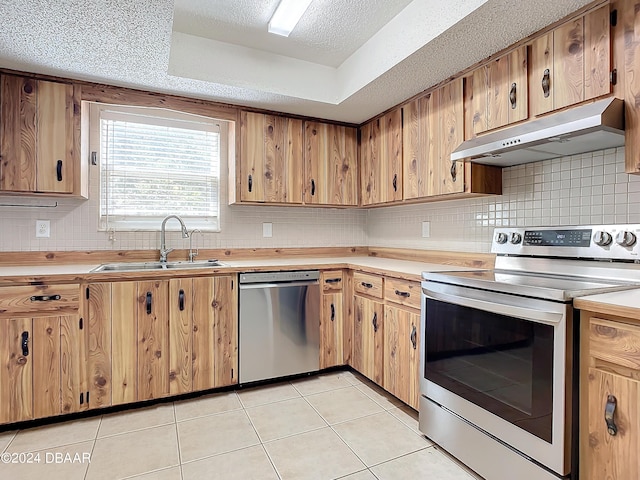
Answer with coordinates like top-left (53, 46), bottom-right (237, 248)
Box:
top-left (468, 46), bottom-right (528, 136)
top-left (304, 122), bottom-right (357, 206)
top-left (360, 108), bottom-right (402, 206)
top-left (530, 5), bottom-right (611, 117)
top-left (402, 94), bottom-right (435, 200)
top-left (239, 111), bottom-right (303, 204)
top-left (0, 75), bottom-right (81, 195)
top-left (437, 79), bottom-right (465, 196)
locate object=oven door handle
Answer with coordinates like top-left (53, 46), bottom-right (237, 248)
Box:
top-left (422, 288), bottom-right (564, 325)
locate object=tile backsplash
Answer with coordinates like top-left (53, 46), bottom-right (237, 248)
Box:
top-left (1, 147), bottom-right (638, 254)
top-left (367, 147), bottom-right (640, 252)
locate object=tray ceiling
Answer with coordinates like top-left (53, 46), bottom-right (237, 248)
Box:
top-left (0, 0), bottom-right (594, 123)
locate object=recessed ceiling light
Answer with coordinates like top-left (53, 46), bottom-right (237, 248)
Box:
top-left (268, 0), bottom-right (313, 37)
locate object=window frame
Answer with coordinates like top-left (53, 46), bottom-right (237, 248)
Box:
top-left (89, 102), bottom-right (224, 232)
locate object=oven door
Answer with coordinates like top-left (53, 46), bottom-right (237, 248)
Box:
top-left (420, 280), bottom-right (572, 476)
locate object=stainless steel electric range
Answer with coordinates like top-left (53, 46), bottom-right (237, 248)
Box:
top-left (419, 224), bottom-right (640, 480)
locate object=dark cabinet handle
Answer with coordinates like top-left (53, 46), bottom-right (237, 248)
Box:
top-left (361, 282), bottom-right (373, 289)
top-left (325, 278), bottom-right (342, 284)
top-left (450, 162), bottom-right (457, 182)
top-left (330, 303), bottom-right (335, 321)
top-left (392, 174), bottom-right (397, 192)
top-left (372, 312), bottom-right (378, 333)
top-left (56, 160), bottom-right (63, 182)
top-left (509, 83), bottom-right (517, 109)
top-left (146, 292), bottom-right (152, 315)
top-left (410, 325), bottom-right (417, 350)
top-left (30, 295), bottom-right (61, 302)
top-left (248, 174), bottom-right (253, 193)
top-left (605, 395), bottom-right (618, 436)
top-left (21, 331), bottom-right (29, 356)
top-left (178, 289), bottom-right (185, 311)
top-left (542, 69), bottom-right (551, 98)
top-left (311, 179), bottom-right (316, 196)
top-left (395, 290), bottom-right (410, 298)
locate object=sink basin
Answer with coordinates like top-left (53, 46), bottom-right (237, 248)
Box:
top-left (91, 259), bottom-right (225, 272)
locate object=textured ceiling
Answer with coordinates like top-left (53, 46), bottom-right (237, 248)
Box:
top-left (0, 0), bottom-right (595, 123)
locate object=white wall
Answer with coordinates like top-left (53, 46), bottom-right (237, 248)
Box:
top-left (1, 147), bottom-right (637, 254)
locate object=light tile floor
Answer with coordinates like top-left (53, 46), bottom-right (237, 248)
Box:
top-left (0, 370), bottom-right (483, 480)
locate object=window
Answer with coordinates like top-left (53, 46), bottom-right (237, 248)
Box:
top-left (91, 103), bottom-right (222, 231)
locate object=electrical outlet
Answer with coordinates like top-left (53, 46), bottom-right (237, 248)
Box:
top-left (422, 221), bottom-right (431, 238)
top-left (262, 222), bottom-right (273, 238)
top-left (36, 220), bottom-right (50, 238)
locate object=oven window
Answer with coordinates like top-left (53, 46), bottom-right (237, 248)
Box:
top-left (425, 298), bottom-right (554, 442)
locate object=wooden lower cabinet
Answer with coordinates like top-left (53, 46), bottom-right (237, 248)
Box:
top-left (581, 311), bottom-right (640, 480)
top-left (353, 294), bottom-right (384, 385)
top-left (86, 275), bottom-right (237, 411)
top-left (383, 305), bottom-right (420, 410)
top-left (0, 314), bottom-right (87, 424)
top-left (320, 292), bottom-right (344, 369)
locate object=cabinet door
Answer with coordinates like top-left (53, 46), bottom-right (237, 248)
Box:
top-left (212, 275), bottom-right (238, 387)
top-left (87, 283), bottom-right (112, 408)
top-left (60, 314), bottom-right (88, 414)
top-left (0, 318), bottom-right (33, 423)
top-left (383, 306), bottom-right (420, 410)
top-left (529, 33), bottom-right (554, 116)
top-left (240, 111), bottom-right (303, 204)
top-left (360, 109), bottom-right (402, 205)
top-left (137, 280), bottom-right (169, 400)
top-left (32, 316), bottom-right (61, 418)
top-left (0, 75), bottom-right (37, 191)
top-left (169, 278), bottom-right (193, 395)
top-left (402, 95), bottom-right (436, 199)
top-left (192, 276), bottom-right (216, 391)
top-left (554, 17), bottom-right (585, 111)
top-left (0, 76), bottom-right (76, 194)
top-left (304, 122), bottom-right (357, 206)
top-left (381, 109), bottom-right (403, 203)
top-left (320, 293), bottom-right (344, 369)
top-left (112, 281), bottom-right (138, 405)
top-left (359, 119), bottom-right (379, 206)
top-left (436, 79), bottom-right (465, 196)
top-left (584, 4), bottom-right (611, 101)
top-left (353, 295), bottom-right (384, 385)
top-left (36, 80), bottom-right (74, 193)
top-left (486, 54), bottom-right (510, 131)
top-left (587, 368), bottom-right (640, 480)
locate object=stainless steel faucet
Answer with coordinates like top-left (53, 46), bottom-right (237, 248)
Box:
top-left (159, 215), bottom-right (189, 263)
top-left (188, 229), bottom-right (203, 262)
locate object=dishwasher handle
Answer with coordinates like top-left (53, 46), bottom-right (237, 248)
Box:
top-left (239, 280), bottom-right (319, 290)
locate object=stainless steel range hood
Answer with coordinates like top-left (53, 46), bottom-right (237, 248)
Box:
top-left (451, 97), bottom-right (625, 166)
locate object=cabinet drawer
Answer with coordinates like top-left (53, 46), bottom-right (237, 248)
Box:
top-left (353, 272), bottom-right (383, 298)
top-left (321, 270), bottom-right (344, 292)
top-left (590, 317), bottom-right (640, 370)
top-left (384, 278), bottom-right (421, 310)
top-left (0, 284), bottom-right (80, 317)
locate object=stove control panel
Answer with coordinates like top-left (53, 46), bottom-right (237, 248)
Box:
top-left (492, 224), bottom-right (640, 260)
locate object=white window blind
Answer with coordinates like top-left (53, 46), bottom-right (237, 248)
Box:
top-left (98, 106), bottom-right (220, 231)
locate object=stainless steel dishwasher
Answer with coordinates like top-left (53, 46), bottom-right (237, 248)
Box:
top-left (239, 270), bottom-right (320, 384)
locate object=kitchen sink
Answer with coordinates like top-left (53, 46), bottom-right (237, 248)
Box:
top-left (91, 259), bottom-right (225, 272)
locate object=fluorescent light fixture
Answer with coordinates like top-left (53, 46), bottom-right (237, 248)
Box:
top-left (268, 0), bottom-right (313, 37)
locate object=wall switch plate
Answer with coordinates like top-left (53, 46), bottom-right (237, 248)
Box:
top-left (422, 221), bottom-right (430, 238)
top-left (36, 220), bottom-right (50, 238)
top-left (262, 222), bottom-right (273, 238)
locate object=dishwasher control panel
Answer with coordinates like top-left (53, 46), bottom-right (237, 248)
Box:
top-left (239, 270), bottom-right (320, 284)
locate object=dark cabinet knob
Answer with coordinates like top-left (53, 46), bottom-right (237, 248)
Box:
top-left (509, 83), bottom-right (517, 109)
top-left (330, 303), bottom-right (335, 321)
top-left (56, 160), bottom-right (63, 182)
top-left (178, 289), bottom-right (185, 311)
top-left (605, 395), bottom-right (618, 436)
top-left (372, 312), bottom-right (378, 333)
top-left (146, 292), bottom-right (152, 315)
top-left (410, 325), bottom-right (417, 350)
top-left (542, 69), bottom-right (551, 98)
top-left (248, 174), bottom-right (253, 193)
top-left (21, 331), bottom-right (29, 356)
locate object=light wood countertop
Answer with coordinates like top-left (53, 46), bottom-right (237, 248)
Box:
top-left (574, 289), bottom-right (640, 319)
top-left (0, 255), bottom-right (480, 286)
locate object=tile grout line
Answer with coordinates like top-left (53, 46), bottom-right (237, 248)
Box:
top-left (171, 401), bottom-right (185, 480)
top-left (83, 415), bottom-right (102, 480)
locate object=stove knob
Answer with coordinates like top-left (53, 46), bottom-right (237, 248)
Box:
top-left (509, 232), bottom-right (522, 244)
top-left (616, 231), bottom-right (637, 247)
top-left (593, 231), bottom-right (613, 247)
top-left (495, 233), bottom-right (508, 244)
